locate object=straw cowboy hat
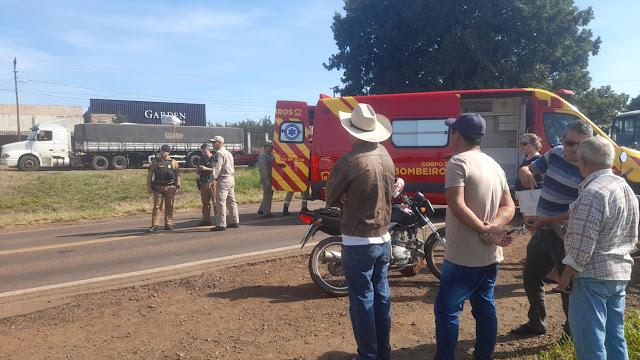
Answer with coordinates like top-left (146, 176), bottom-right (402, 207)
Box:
top-left (339, 103), bottom-right (392, 143)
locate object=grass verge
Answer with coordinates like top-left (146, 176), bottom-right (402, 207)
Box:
top-left (536, 311), bottom-right (640, 359)
top-left (0, 168), bottom-right (294, 228)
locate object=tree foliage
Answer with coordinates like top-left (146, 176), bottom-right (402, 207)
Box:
top-left (326, 0), bottom-right (601, 95)
top-left (629, 94), bottom-right (640, 111)
top-left (575, 86), bottom-right (629, 128)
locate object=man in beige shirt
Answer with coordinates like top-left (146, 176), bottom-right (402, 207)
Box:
top-left (210, 136), bottom-right (240, 231)
top-left (434, 113), bottom-right (515, 360)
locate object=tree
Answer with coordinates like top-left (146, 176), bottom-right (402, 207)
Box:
top-left (629, 94), bottom-right (640, 111)
top-left (326, 0), bottom-right (601, 95)
top-left (575, 85), bottom-right (629, 128)
top-left (112, 112), bottom-right (128, 124)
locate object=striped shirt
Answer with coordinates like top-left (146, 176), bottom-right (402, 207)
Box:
top-left (530, 146), bottom-right (583, 217)
top-left (562, 169), bottom-right (639, 280)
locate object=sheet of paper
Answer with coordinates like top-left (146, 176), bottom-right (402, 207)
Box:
top-left (515, 189), bottom-right (541, 216)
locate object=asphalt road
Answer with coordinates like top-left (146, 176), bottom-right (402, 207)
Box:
top-left (0, 201), bottom-right (322, 294)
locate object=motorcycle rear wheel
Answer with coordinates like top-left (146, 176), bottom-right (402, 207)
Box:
top-left (308, 237), bottom-right (349, 297)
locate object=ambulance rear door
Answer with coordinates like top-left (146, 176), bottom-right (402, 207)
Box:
top-left (271, 101), bottom-right (312, 192)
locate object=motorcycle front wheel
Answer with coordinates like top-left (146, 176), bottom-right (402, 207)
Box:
top-left (424, 227), bottom-right (446, 279)
top-left (308, 237), bottom-right (348, 297)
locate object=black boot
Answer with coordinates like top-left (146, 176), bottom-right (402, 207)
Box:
top-left (282, 205), bottom-right (290, 216)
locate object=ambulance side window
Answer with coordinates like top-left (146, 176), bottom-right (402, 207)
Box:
top-left (543, 113), bottom-right (581, 147)
top-left (391, 119), bottom-right (449, 147)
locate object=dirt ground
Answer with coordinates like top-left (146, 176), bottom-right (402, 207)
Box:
top-left (0, 234), bottom-right (638, 360)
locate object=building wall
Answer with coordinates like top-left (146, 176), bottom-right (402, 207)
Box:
top-left (0, 104), bottom-right (84, 135)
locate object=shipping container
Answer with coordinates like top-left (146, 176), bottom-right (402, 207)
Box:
top-left (85, 99), bottom-right (206, 126)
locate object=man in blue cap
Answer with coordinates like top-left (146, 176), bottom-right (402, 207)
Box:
top-left (434, 113), bottom-right (515, 360)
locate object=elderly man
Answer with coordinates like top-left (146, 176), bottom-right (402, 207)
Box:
top-left (512, 120), bottom-right (593, 336)
top-left (210, 136), bottom-right (240, 231)
top-left (325, 103), bottom-right (395, 360)
top-left (435, 113), bottom-right (515, 360)
top-left (555, 137), bottom-right (638, 360)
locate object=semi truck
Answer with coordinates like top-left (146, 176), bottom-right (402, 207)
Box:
top-left (0, 122), bottom-right (244, 171)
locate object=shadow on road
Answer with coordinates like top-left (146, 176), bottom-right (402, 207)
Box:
top-left (207, 282), bottom-right (325, 304)
top-left (316, 334), bottom-right (550, 360)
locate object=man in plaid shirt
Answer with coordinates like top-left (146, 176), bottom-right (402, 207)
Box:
top-left (556, 136), bottom-right (639, 360)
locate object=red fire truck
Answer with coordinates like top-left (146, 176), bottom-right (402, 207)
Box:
top-left (271, 88), bottom-right (640, 204)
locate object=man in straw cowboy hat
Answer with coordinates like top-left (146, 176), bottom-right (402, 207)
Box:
top-left (325, 103), bottom-right (395, 360)
top-left (209, 136), bottom-right (240, 231)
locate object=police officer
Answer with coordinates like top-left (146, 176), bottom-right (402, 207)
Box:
top-left (197, 143), bottom-right (216, 226)
top-left (147, 144), bottom-right (180, 232)
top-left (257, 141), bottom-right (275, 218)
top-left (210, 136), bottom-right (240, 231)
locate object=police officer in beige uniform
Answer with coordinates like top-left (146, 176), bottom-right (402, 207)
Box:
top-left (147, 144), bottom-right (181, 232)
top-left (210, 136), bottom-right (240, 231)
top-left (197, 143), bottom-right (216, 226)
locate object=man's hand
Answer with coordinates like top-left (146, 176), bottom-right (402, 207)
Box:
top-left (480, 222), bottom-right (507, 245)
top-left (524, 215), bottom-right (548, 232)
top-left (518, 166), bottom-right (537, 190)
top-left (554, 267), bottom-right (577, 293)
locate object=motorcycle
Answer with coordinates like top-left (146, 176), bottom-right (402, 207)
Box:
top-left (299, 190), bottom-right (446, 297)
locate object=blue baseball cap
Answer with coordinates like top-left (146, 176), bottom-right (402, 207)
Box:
top-left (445, 113), bottom-right (486, 138)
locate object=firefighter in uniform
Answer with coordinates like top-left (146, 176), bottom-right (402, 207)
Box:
top-left (283, 190), bottom-right (309, 216)
top-left (197, 143), bottom-right (216, 226)
top-left (147, 144), bottom-right (180, 232)
top-left (210, 136), bottom-right (240, 231)
top-left (257, 141), bottom-right (275, 218)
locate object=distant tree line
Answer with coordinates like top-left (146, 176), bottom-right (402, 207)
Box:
top-left (210, 116), bottom-right (274, 151)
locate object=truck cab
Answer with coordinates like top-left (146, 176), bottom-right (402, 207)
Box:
top-left (0, 124), bottom-right (72, 171)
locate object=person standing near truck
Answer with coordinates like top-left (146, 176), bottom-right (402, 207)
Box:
top-left (210, 136), bottom-right (240, 231)
top-left (147, 144), bottom-right (181, 232)
top-left (197, 143), bottom-right (216, 226)
top-left (257, 141), bottom-right (275, 218)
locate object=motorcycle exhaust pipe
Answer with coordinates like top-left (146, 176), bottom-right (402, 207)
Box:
top-left (323, 250), bottom-right (342, 262)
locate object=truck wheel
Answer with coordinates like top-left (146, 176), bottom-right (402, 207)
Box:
top-left (187, 154), bottom-right (201, 168)
top-left (18, 155), bottom-right (40, 171)
top-left (91, 155), bottom-right (109, 170)
top-left (111, 155), bottom-right (128, 170)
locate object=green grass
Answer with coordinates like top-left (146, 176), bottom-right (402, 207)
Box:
top-left (0, 168), bottom-right (294, 228)
top-left (536, 311), bottom-right (640, 359)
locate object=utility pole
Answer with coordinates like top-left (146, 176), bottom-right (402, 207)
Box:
top-left (13, 57), bottom-right (21, 142)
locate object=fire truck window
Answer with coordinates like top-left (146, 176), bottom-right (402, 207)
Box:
top-left (36, 131), bottom-right (53, 142)
top-left (543, 113), bottom-right (581, 147)
top-left (391, 119), bottom-right (449, 147)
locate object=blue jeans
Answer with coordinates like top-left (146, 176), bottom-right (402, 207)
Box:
top-left (569, 277), bottom-right (628, 360)
top-left (342, 242), bottom-right (392, 360)
top-left (434, 260), bottom-right (499, 360)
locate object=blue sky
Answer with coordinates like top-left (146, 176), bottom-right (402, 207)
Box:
top-left (0, 0), bottom-right (638, 124)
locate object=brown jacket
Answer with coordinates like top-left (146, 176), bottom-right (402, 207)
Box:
top-left (325, 141), bottom-right (395, 237)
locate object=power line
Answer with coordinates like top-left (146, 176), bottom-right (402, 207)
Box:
top-left (21, 78), bottom-right (275, 106)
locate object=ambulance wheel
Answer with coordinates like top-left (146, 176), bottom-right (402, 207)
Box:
top-left (111, 155), bottom-right (128, 170)
top-left (91, 155), bottom-right (109, 170)
top-left (187, 154), bottom-right (201, 168)
top-left (18, 154), bottom-right (40, 171)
